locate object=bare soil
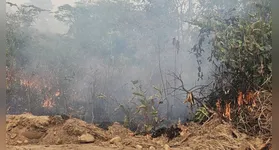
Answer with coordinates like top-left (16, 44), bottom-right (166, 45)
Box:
top-left (6, 113), bottom-right (268, 150)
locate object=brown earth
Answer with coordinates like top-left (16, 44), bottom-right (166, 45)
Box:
top-left (6, 113), bottom-right (268, 150)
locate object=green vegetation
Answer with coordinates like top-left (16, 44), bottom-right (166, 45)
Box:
top-left (191, 0), bottom-right (271, 138)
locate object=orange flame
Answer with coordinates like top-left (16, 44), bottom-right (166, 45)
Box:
top-left (216, 99), bottom-right (221, 113)
top-left (42, 97), bottom-right (55, 108)
top-left (20, 79), bottom-right (41, 90)
top-left (245, 91), bottom-right (257, 107)
top-left (223, 102), bottom-right (232, 121)
top-left (245, 91), bottom-right (253, 104)
top-left (55, 90), bottom-right (60, 97)
top-left (237, 91), bottom-right (243, 107)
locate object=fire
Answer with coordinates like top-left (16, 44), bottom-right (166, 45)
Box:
top-left (55, 90), bottom-right (60, 97)
top-left (237, 91), bottom-right (243, 107)
top-left (223, 102), bottom-right (232, 121)
top-left (20, 79), bottom-right (29, 86)
top-left (42, 97), bottom-right (55, 108)
top-left (19, 76), bottom-right (57, 109)
top-left (20, 79), bottom-right (41, 90)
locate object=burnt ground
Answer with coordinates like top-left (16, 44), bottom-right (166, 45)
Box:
top-left (6, 113), bottom-right (269, 150)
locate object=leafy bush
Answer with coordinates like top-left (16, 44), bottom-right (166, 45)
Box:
top-left (131, 81), bottom-right (163, 132)
top-left (194, 106), bottom-right (209, 124)
top-left (191, 1), bottom-right (271, 138)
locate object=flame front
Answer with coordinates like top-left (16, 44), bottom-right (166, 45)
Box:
top-left (17, 72), bottom-right (58, 109)
top-left (42, 97), bottom-right (55, 108)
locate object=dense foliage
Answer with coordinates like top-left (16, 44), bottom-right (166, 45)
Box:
top-left (191, 0), bottom-right (271, 138)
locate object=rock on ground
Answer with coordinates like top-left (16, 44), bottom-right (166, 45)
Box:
top-left (109, 136), bottom-right (122, 144)
top-left (78, 133), bottom-right (95, 143)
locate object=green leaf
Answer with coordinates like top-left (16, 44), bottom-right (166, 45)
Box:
top-left (237, 40), bottom-right (242, 44)
top-left (148, 96), bottom-right (154, 100)
top-left (194, 107), bottom-right (209, 123)
top-left (152, 110), bottom-right (158, 115)
top-left (154, 117), bottom-right (158, 123)
top-left (268, 63), bottom-right (272, 72)
top-left (138, 105), bottom-right (147, 109)
top-left (97, 93), bottom-right (106, 99)
top-left (153, 86), bottom-right (162, 95)
top-left (135, 108), bottom-right (141, 114)
top-left (133, 92), bottom-right (145, 97)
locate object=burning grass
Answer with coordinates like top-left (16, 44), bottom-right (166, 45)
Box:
top-left (233, 90), bottom-right (272, 140)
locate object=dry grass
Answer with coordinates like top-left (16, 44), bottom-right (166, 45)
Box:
top-left (172, 114), bottom-right (265, 150)
top-left (233, 90), bottom-right (272, 140)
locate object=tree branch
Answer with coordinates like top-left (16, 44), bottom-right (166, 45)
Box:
top-left (168, 71), bottom-right (215, 113)
top-left (6, 2), bottom-right (51, 12)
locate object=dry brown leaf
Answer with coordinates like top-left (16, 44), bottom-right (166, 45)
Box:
top-left (184, 92), bottom-right (194, 105)
top-left (260, 138), bottom-right (272, 150)
top-left (247, 106), bottom-right (254, 112)
top-left (216, 99), bottom-right (221, 113)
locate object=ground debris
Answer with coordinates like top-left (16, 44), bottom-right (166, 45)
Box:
top-left (135, 144), bottom-right (143, 149)
top-left (151, 124), bottom-right (182, 141)
top-left (10, 133), bottom-right (17, 139)
top-left (6, 114), bottom-right (268, 150)
top-left (164, 144), bottom-right (170, 150)
top-left (109, 136), bottom-right (122, 144)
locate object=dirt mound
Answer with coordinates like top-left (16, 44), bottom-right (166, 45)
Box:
top-left (6, 114), bottom-right (269, 150)
top-left (6, 113), bottom-right (109, 146)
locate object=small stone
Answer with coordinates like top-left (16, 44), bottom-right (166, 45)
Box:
top-left (78, 133), bottom-right (95, 143)
top-left (6, 124), bottom-right (13, 131)
top-left (16, 140), bottom-right (23, 144)
top-left (164, 144), bottom-right (170, 150)
top-left (54, 131), bottom-right (57, 136)
top-left (155, 140), bottom-right (164, 146)
top-left (10, 133), bottom-right (17, 139)
top-left (180, 131), bottom-right (186, 136)
top-left (56, 138), bottom-right (63, 145)
top-left (146, 134), bottom-right (152, 140)
top-left (149, 146), bottom-right (156, 150)
top-left (22, 131), bottom-right (44, 139)
top-left (110, 145), bottom-right (118, 148)
top-left (23, 140), bottom-right (28, 144)
top-left (109, 136), bottom-right (122, 144)
top-left (136, 145), bottom-right (143, 149)
top-left (18, 125), bottom-right (24, 129)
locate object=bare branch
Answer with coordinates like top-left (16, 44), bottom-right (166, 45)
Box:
top-left (167, 71), bottom-right (215, 113)
top-left (6, 2), bottom-right (51, 12)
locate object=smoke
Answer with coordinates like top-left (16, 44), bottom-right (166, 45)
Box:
top-left (7, 0), bottom-right (234, 123)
